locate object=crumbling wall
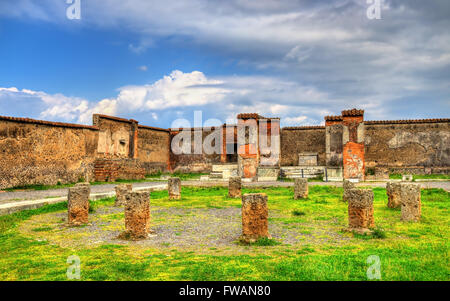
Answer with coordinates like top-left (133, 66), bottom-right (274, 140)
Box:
top-left (280, 127), bottom-right (326, 166)
top-left (365, 120), bottom-right (450, 170)
top-left (0, 116), bottom-right (98, 189)
top-left (137, 125), bottom-right (170, 174)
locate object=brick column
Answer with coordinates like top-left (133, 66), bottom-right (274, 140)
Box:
top-left (115, 183), bottom-right (132, 206)
top-left (237, 114), bottom-right (260, 181)
top-left (342, 109), bottom-right (365, 181)
top-left (119, 191), bottom-right (151, 240)
top-left (240, 193), bottom-right (270, 243)
top-left (168, 177), bottom-right (181, 200)
top-left (400, 183), bottom-right (421, 222)
top-left (129, 119), bottom-right (139, 159)
top-left (294, 178), bottom-right (308, 199)
top-left (346, 188), bottom-right (375, 234)
top-left (68, 183), bottom-right (91, 226)
top-left (221, 124), bottom-right (227, 163)
top-left (228, 177), bottom-right (241, 198)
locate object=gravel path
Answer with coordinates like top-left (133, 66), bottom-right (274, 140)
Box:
top-left (1, 180), bottom-right (448, 205)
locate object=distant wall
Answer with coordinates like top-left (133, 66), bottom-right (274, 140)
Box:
top-left (0, 116), bottom-right (98, 189)
top-left (280, 126), bottom-right (326, 166)
top-left (93, 114), bottom-right (135, 158)
top-left (365, 120), bottom-right (450, 170)
top-left (137, 125), bottom-right (170, 174)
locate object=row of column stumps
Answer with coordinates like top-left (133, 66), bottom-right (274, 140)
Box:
top-left (386, 182), bottom-right (421, 221)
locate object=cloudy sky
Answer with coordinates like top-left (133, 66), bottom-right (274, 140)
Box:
top-left (0, 0), bottom-right (449, 128)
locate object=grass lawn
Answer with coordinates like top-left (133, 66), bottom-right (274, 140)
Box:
top-left (0, 186), bottom-right (448, 281)
top-left (389, 174), bottom-right (450, 180)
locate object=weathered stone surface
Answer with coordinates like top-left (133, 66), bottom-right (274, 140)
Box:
top-left (400, 183), bottom-right (421, 222)
top-left (346, 188), bottom-right (375, 233)
top-left (342, 180), bottom-right (355, 202)
top-left (294, 178), bottom-right (308, 199)
top-left (228, 177), bottom-right (241, 198)
top-left (120, 191), bottom-right (151, 240)
top-left (168, 177), bottom-right (181, 200)
top-left (240, 193), bottom-right (270, 243)
top-left (68, 184), bottom-right (91, 226)
top-left (386, 182), bottom-right (402, 208)
top-left (115, 183), bottom-right (133, 206)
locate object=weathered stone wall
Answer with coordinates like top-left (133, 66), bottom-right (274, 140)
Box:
top-left (280, 126), bottom-right (326, 166)
top-left (365, 120), bottom-right (450, 170)
top-left (169, 128), bottom-right (223, 173)
top-left (0, 116), bottom-right (98, 189)
top-left (137, 125), bottom-right (170, 174)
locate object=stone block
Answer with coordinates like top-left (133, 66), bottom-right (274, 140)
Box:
top-left (294, 178), bottom-right (308, 199)
top-left (400, 183), bottom-right (421, 222)
top-left (115, 183), bottom-right (132, 206)
top-left (68, 184), bottom-right (90, 226)
top-left (346, 188), bottom-right (375, 233)
top-left (402, 174), bottom-right (413, 182)
top-left (240, 193), bottom-right (270, 243)
top-left (228, 177), bottom-right (241, 198)
top-left (120, 191), bottom-right (151, 240)
top-left (386, 182), bottom-right (402, 208)
top-left (343, 180), bottom-right (355, 202)
top-left (168, 177), bottom-right (181, 200)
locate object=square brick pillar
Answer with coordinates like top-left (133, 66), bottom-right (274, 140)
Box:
top-left (342, 109), bottom-right (365, 181)
top-left (237, 115), bottom-right (260, 181)
top-left (115, 183), bottom-right (133, 206)
top-left (294, 178), bottom-right (308, 199)
top-left (228, 176), bottom-right (242, 198)
top-left (325, 116), bottom-right (343, 167)
top-left (346, 188), bottom-right (375, 234)
top-left (168, 177), bottom-right (181, 200)
top-left (240, 193), bottom-right (271, 243)
top-left (129, 119), bottom-right (139, 159)
top-left (68, 183), bottom-right (91, 226)
top-left (120, 191), bottom-right (151, 240)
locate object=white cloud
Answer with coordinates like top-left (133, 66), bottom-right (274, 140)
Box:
top-left (138, 65), bottom-right (148, 71)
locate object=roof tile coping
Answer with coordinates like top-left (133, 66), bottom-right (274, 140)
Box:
top-left (0, 115), bottom-right (99, 130)
top-left (282, 125), bottom-right (325, 130)
top-left (341, 108), bottom-right (364, 117)
top-left (94, 114), bottom-right (139, 124)
top-left (324, 115), bottom-right (343, 121)
top-left (138, 124), bottom-right (170, 132)
top-left (365, 118), bottom-right (450, 125)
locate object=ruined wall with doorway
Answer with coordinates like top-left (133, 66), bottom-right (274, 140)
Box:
top-left (0, 116), bottom-right (99, 189)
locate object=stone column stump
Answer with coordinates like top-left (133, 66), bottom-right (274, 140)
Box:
top-left (240, 193), bottom-right (271, 243)
top-left (228, 177), bottom-right (242, 198)
top-left (168, 177), bottom-right (181, 200)
top-left (400, 183), bottom-right (421, 222)
top-left (386, 182), bottom-right (402, 208)
top-left (68, 184), bottom-right (91, 226)
top-left (343, 180), bottom-right (355, 202)
top-left (120, 191), bottom-right (151, 240)
top-left (346, 189), bottom-right (375, 234)
top-left (294, 178), bottom-right (308, 199)
top-left (115, 183), bottom-right (133, 206)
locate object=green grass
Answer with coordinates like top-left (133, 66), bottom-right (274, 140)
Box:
top-left (389, 174), bottom-right (450, 180)
top-left (146, 172), bottom-right (208, 181)
top-left (0, 186), bottom-right (448, 281)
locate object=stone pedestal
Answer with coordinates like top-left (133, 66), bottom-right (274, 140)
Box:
top-left (240, 193), bottom-right (270, 243)
top-left (168, 177), bottom-right (181, 200)
top-left (294, 178), bottom-right (308, 199)
top-left (346, 189), bottom-right (375, 234)
top-left (115, 183), bottom-right (132, 206)
top-left (386, 182), bottom-right (402, 208)
top-left (228, 177), bottom-right (241, 198)
top-left (120, 191), bottom-right (151, 240)
top-left (68, 184), bottom-right (91, 226)
top-left (400, 184), bottom-right (421, 222)
top-left (343, 180), bottom-right (355, 202)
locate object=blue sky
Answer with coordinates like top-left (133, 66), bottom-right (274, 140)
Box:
top-left (0, 0), bottom-right (449, 128)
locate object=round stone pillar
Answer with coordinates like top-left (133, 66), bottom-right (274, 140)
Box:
top-left (168, 177), bottom-right (181, 200)
top-left (68, 184), bottom-right (91, 226)
top-left (400, 183), bottom-right (421, 222)
top-left (120, 191), bottom-right (151, 240)
top-left (228, 177), bottom-right (242, 198)
top-left (294, 178), bottom-right (308, 199)
top-left (115, 183), bottom-right (133, 206)
top-left (240, 193), bottom-right (270, 243)
top-left (346, 188), bottom-right (375, 234)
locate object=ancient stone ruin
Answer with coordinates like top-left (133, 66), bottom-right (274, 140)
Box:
top-left (67, 183), bottom-right (91, 226)
top-left (386, 182), bottom-right (402, 208)
top-left (342, 180), bottom-right (355, 202)
top-left (294, 178), bottom-right (308, 199)
top-left (119, 191), bottom-right (151, 240)
top-left (346, 188), bottom-right (375, 234)
top-left (115, 183), bottom-right (133, 206)
top-left (168, 177), bottom-right (181, 200)
top-left (228, 176), bottom-right (242, 198)
top-left (240, 193), bottom-right (270, 243)
top-left (400, 183), bottom-right (421, 222)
